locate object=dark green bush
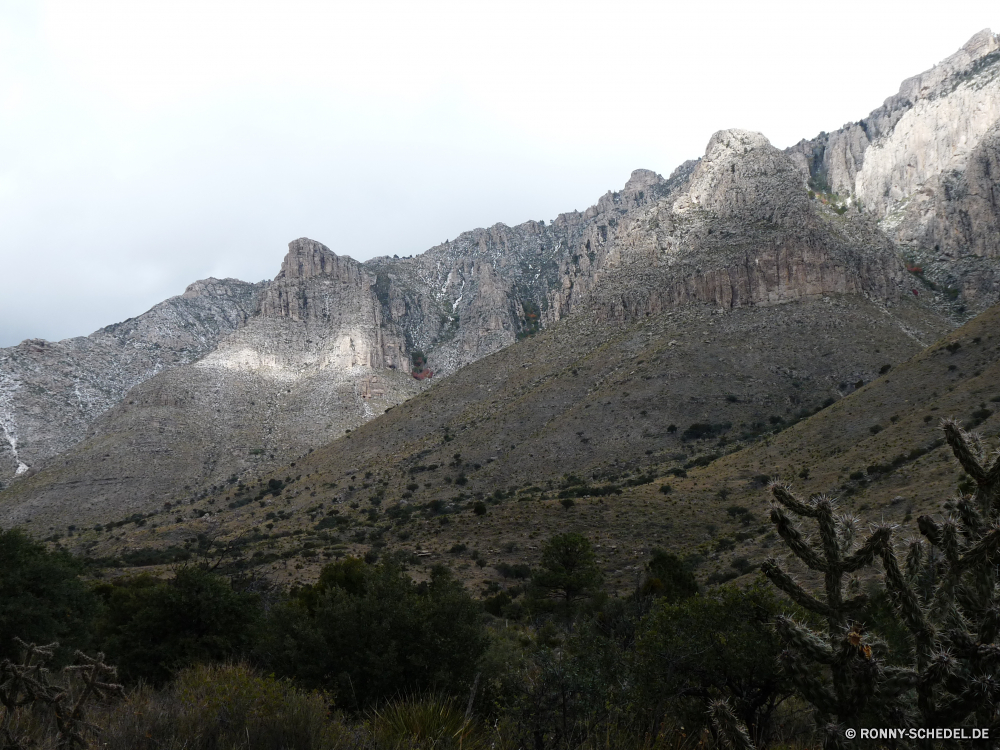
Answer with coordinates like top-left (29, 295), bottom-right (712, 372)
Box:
top-left (0, 529), bottom-right (96, 661)
top-left (93, 567), bottom-right (260, 685)
top-left (634, 581), bottom-right (789, 746)
top-left (639, 549), bottom-right (698, 602)
top-left (260, 559), bottom-right (485, 710)
top-left (530, 534), bottom-right (603, 612)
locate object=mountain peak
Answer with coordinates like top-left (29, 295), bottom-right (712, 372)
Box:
top-left (680, 129), bottom-right (808, 224)
top-left (703, 129), bottom-right (772, 160)
top-left (276, 238), bottom-right (359, 281)
top-left (622, 168), bottom-right (662, 194)
top-left (960, 28), bottom-right (998, 59)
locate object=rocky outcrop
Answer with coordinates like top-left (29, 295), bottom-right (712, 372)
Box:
top-left (215, 238), bottom-right (408, 374)
top-left (682, 129), bottom-right (810, 225)
top-left (547, 129), bottom-right (904, 323)
top-left (788, 29), bottom-right (1000, 308)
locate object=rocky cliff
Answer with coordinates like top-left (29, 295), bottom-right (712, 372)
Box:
top-left (545, 129), bottom-right (905, 322)
top-left (788, 29), bottom-right (1000, 308)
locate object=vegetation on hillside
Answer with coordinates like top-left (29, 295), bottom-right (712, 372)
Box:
top-left (3, 418), bottom-right (999, 748)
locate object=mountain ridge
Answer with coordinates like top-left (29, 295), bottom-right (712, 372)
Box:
top-left (4, 30), bottom-right (1000, 540)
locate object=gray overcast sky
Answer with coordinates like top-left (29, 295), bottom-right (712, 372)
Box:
top-left (2, 0), bottom-right (999, 347)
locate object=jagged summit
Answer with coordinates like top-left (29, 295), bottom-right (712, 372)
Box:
top-left (788, 28), bottom-right (1000, 306)
top-left (275, 237), bottom-right (362, 282)
top-left (181, 277), bottom-right (257, 300)
top-left (680, 129), bottom-right (808, 225)
top-left (896, 28), bottom-right (999, 102)
top-left (622, 168), bottom-right (663, 194)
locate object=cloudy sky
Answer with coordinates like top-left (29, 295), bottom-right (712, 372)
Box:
top-left (2, 1), bottom-right (998, 347)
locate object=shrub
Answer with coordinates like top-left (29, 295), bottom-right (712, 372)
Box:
top-left (639, 549), bottom-right (697, 602)
top-left (495, 562), bottom-right (532, 580)
top-left (371, 694), bottom-right (487, 750)
top-left (680, 422), bottom-right (730, 441)
top-left (0, 529), bottom-right (96, 662)
top-left (531, 533), bottom-right (603, 611)
top-left (261, 560), bottom-right (485, 710)
top-left (100, 663), bottom-right (337, 750)
top-left (93, 567), bottom-right (260, 685)
top-left (635, 582), bottom-right (789, 746)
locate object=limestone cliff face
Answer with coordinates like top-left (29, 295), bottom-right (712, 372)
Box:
top-left (789, 29), bottom-right (1000, 307)
top-left (210, 238), bottom-right (407, 375)
top-left (545, 129), bottom-right (903, 323)
top-left (789, 30), bottom-right (1000, 198)
top-left (361, 167), bottom-right (679, 375)
top-left (922, 122), bottom-right (1000, 260)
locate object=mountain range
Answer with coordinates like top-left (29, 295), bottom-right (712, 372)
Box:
top-left (2, 30), bottom-right (999, 587)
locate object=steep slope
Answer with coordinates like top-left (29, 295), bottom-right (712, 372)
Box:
top-left (789, 29), bottom-right (1000, 309)
top-left (0, 278), bottom-right (264, 486)
top-left (21, 288), bottom-right (951, 578)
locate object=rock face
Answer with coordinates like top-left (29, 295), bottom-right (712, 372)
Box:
top-left (8, 31), bottom-right (1000, 521)
top-left (544, 129), bottom-right (904, 323)
top-left (788, 29), bottom-right (1000, 307)
top-left (0, 279), bottom-right (263, 485)
top-left (213, 238), bottom-right (408, 374)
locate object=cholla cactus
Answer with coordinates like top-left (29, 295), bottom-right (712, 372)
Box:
top-left (709, 699), bottom-right (755, 750)
top-left (0, 638), bottom-right (122, 750)
top-left (879, 420), bottom-right (1000, 733)
top-left (759, 485), bottom-right (894, 749)
top-left (748, 420), bottom-right (1000, 749)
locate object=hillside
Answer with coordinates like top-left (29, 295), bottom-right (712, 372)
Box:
top-left (4, 31), bottom-right (1000, 595)
top-left (28, 290), bottom-right (980, 593)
